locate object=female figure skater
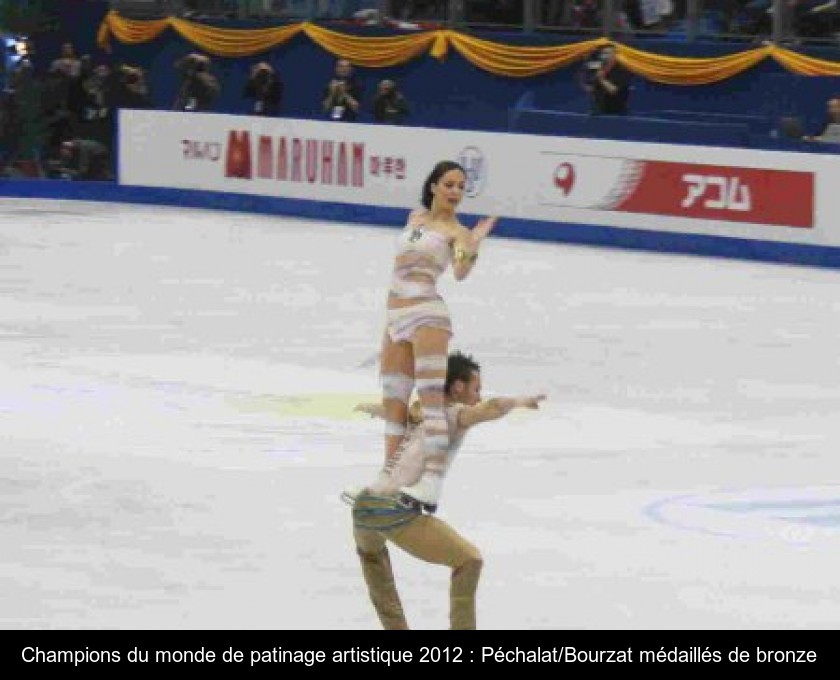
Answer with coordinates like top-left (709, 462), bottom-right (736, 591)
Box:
top-left (378, 160), bottom-right (497, 511)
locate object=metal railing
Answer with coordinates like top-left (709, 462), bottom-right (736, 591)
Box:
top-left (107, 0), bottom-right (840, 42)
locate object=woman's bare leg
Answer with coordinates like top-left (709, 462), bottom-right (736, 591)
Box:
top-left (379, 332), bottom-right (415, 468)
top-left (399, 326), bottom-right (450, 508)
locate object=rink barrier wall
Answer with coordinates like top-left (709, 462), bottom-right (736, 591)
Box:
top-left (2, 179), bottom-right (840, 270)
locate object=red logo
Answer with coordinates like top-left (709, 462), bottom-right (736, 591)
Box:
top-left (553, 163), bottom-right (575, 196)
top-left (223, 129), bottom-right (366, 187)
top-left (615, 161), bottom-right (814, 228)
top-left (225, 131), bottom-right (252, 179)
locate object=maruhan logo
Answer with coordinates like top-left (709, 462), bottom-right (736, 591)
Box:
top-left (458, 146), bottom-right (486, 197)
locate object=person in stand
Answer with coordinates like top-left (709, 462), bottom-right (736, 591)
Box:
top-left (322, 59), bottom-right (362, 121)
top-left (581, 45), bottom-right (632, 116)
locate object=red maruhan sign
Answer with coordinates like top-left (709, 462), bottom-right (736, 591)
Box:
top-left (224, 130), bottom-right (366, 187)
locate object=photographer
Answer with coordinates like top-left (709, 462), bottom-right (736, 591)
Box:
top-left (113, 65), bottom-right (153, 110)
top-left (77, 63), bottom-right (113, 147)
top-left (45, 138), bottom-right (112, 181)
top-left (322, 59), bottom-right (361, 122)
top-left (372, 79), bottom-right (409, 124)
top-left (173, 53), bottom-right (220, 112)
top-left (580, 46), bottom-right (632, 116)
top-left (243, 62), bottom-right (283, 116)
top-left (2, 59), bottom-right (43, 169)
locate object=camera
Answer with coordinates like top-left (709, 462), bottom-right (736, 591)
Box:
top-left (582, 56), bottom-right (603, 86)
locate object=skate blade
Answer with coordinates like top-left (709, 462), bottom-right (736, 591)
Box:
top-left (397, 493), bottom-right (437, 514)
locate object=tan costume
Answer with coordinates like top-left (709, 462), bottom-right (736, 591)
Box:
top-left (351, 402), bottom-right (482, 630)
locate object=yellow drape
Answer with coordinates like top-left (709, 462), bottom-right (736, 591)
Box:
top-left (770, 45), bottom-right (840, 76)
top-left (97, 10), bottom-right (840, 83)
top-left (446, 33), bottom-right (610, 77)
top-left (303, 23), bottom-right (438, 67)
top-left (169, 18), bottom-right (303, 57)
top-left (616, 43), bottom-right (772, 85)
top-left (97, 13), bottom-right (169, 47)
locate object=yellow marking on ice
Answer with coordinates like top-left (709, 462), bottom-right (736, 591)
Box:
top-left (229, 393), bottom-right (380, 420)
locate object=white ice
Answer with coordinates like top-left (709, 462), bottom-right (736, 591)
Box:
top-left (1, 197), bottom-right (839, 630)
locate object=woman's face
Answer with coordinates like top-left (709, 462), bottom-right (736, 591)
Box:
top-left (431, 168), bottom-right (467, 210)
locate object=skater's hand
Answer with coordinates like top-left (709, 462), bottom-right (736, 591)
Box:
top-left (520, 395), bottom-right (546, 409)
top-left (471, 216), bottom-right (498, 242)
top-left (354, 403), bottom-right (384, 418)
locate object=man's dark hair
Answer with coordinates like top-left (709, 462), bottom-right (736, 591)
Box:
top-left (445, 351), bottom-right (480, 394)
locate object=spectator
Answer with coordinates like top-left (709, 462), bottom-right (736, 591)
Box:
top-left (243, 62), bottom-right (283, 116)
top-left (580, 46), bottom-right (633, 115)
top-left (77, 64), bottom-right (113, 148)
top-left (41, 62), bottom-right (76, 159)
top-left (794, 0), bottom-right (838, 38)
top-left (2, 60), bottom-right (43, 167)
top-left (803, 96), bottom-right (840, 141)
top-left (173, 53), bottom-right (220, 112)
top-left (572, 0), bottom-right (601, 27)
top-left (50, 42), bottom-right (82, 80)
top-left (742, 0), bottom-right (772, 35)
top-left (372, 79), bottom-right (409, 124)
top-left (322, 58), bottom-right (362, 121)
top-left (112, 65), bottom-right (153, 110)
top-left (45, 138), bottom-right (112, 181)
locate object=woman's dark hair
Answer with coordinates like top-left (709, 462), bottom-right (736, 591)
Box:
top-left (421, 160), bottom-right (466, 209)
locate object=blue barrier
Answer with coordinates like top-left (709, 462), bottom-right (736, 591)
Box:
top-left (511, 109), bottom-right (754, 147)
top-left (2, 179), bottom-right (838, 270)
top-left (640, 109), bottom-right (774, 136)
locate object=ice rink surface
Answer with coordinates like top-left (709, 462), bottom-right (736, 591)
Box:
top-left (1, 197), bottom-right (839, 630)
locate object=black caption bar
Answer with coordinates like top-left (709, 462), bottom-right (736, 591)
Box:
top-left (2, 631), bottom-right (833, 673)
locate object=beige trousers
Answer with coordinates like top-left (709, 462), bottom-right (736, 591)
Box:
top-left (352, 495), bottom-right (483, 630)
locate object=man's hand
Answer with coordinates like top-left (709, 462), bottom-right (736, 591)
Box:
top-left (518, 395), bottom-right (546, 409)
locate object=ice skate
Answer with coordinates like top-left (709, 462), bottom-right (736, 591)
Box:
top-left (342, 465), bottom-right (393, 506)
top-left (341, 484), bottom-right (363, 506)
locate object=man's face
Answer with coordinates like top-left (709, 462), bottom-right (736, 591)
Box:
top-left (451, 370), bottom-right (482, 406)
top-left (828, 99), bottom-right (840, 121)
top-left (600, 47), bottom-right (616, 64)
top-left (336, 60), bottom-right (352, 79)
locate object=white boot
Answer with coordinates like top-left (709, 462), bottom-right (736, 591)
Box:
top-left (343, 465), bottom-right (394, 505)
top-left (374, 467), bottom-right (392, 487)
top-left (399, 472), bottom-right (443, 512)
top-left (340, 484), bottom-right (363, 506)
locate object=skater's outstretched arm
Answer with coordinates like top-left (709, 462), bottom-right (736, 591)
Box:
top-left (457, 394), bottom-right (545, 429)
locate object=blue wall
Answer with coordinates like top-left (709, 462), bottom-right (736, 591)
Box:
top-left (9, 8), bottom-right (839, 272)
top-left (3, 179), bottom-right (839, 270)
top-left (25, 5), bottom-right (840, 141)
top-left (81, 21), bottom-right (839, 140)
